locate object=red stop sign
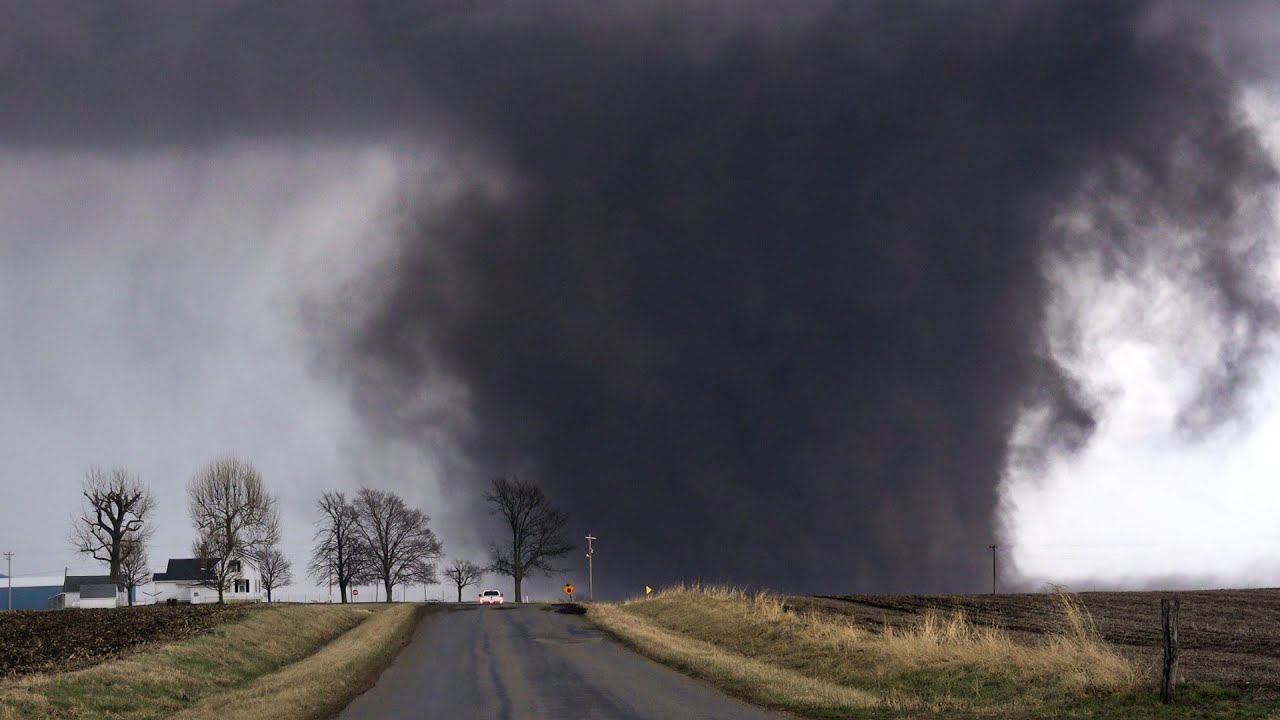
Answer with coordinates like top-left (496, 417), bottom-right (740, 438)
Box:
top-left (352, 588), bottom-right (360, 597)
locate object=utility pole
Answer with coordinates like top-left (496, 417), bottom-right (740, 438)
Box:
top-left (585, 533), bottom-right (597, 602)
top-left (989, 544), bottom-right (998, 594)
top-left (4, 552), bottom-right (13, 611)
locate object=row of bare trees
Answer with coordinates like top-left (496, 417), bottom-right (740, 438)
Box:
top-left (307, 475), bottom-right (575, 604)
top-left (70, 457), bottom-right (294, 604)
top-left (308, 489), bottom-right (443, 603)
top-left (69, 463), bottom-right (573, 606)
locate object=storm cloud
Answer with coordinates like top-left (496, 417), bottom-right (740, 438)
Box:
top-left (3, 1), bottom-right (1277, 595)
top-left (350, 1), bottom-right (1278, 594)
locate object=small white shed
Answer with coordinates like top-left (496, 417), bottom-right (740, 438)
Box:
top-left (48, 576), bottom-right (128, 609)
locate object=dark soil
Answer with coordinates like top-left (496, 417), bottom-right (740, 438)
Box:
top-left (786, 589), bottom-right (1280, 700)
top-left (0, 604), bottom-right (252, 679)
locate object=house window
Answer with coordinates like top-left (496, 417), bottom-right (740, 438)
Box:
top-left (235, 579), bottom-right (250, 593)
top-left (228, 560), bottom-right (242, 573)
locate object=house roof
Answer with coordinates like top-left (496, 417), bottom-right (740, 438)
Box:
top-left (63, 575), bottom-right (122, 593)
top-left (4, 575), bottom-right (64, 589)
top-left (153, 557), bottom-right (220, 583)
top-left (80, 584), bottom-right (119, 599)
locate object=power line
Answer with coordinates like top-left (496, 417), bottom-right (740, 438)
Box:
top-left (4, 552), bottom-right (13, 611)
top-left (989, 544), bottom-right (998, 594)
top-left (586, 532), bottom-right (593, 599)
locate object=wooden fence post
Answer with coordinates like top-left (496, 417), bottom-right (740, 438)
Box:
top-left (1160, 596), bottom-right (1180, 704)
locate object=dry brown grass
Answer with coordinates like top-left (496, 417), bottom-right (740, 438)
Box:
top-left (0, 603), bottom-right (423, 720)
top-left (169, 604), bottom-right (421, 720)
top-left (590, 602), bottom-right (878, 715)
top-left (588, 583), bottom-right (1139, 718)
top-left (811, 587), bottom-right (1280, 700)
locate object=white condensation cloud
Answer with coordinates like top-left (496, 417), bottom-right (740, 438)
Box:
top-left (0, 145), bottom-right (473, 596)
top-left (1003, 89), bottom-right (1280, 590)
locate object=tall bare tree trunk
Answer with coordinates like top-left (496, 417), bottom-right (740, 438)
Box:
top-left (484, 476), bottom-right (571, 606)
top-left (71, 467), bottom-right (155, 586)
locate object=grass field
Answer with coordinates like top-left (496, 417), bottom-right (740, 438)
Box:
top-left (589, 585), bottom-right (1280, 719)
top-left (0, 603), bottom-right (424, 720)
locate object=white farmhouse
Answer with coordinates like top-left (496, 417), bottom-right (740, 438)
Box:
top-left (152, 557), bottom-right (263, 604)
top-left (48, 575), bottom-right (128, 609)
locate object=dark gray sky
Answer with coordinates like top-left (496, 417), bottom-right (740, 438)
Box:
top-left (2, 1), bottom-right (1279, 598)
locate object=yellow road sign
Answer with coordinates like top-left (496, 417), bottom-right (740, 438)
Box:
top-left (564, 583), bottom-right (576, 595)
top-left (645, 585), bottom-right (652, 595)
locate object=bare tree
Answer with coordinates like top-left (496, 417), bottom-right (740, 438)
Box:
top-left (258, 545), bottom-right (293, 603)
top-left (444, 559), bottom-right (485, 603)
top-left (190, 525), bottom-right (237, 602)
top-left (352, 488), bottom-right (443, 602)
top-left (309, 491), bottom-right (369, 603)
top-left (247, 504), bottom-right (283, 566)
top-left (119, 538), bottom-right (150, 607)
top-left (69, 467), bottom-right (156, 584)
top-left (187, 456), bottom-right (277, 603)
top-left (190, 532), bottom-right (220, 598)
top-left (485, 475), bottom-right (573, 603)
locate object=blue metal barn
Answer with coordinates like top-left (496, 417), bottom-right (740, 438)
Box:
top-left (0, 576), bottom-right (66, 610)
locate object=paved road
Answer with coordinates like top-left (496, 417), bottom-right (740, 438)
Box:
top-left (338, 603), bottom-right (787, 719)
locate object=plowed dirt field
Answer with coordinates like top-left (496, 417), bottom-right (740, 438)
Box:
top-left (0, 604), bottom-right (251, 679)
top-left (788, 589), bottom-right (1280, 699)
